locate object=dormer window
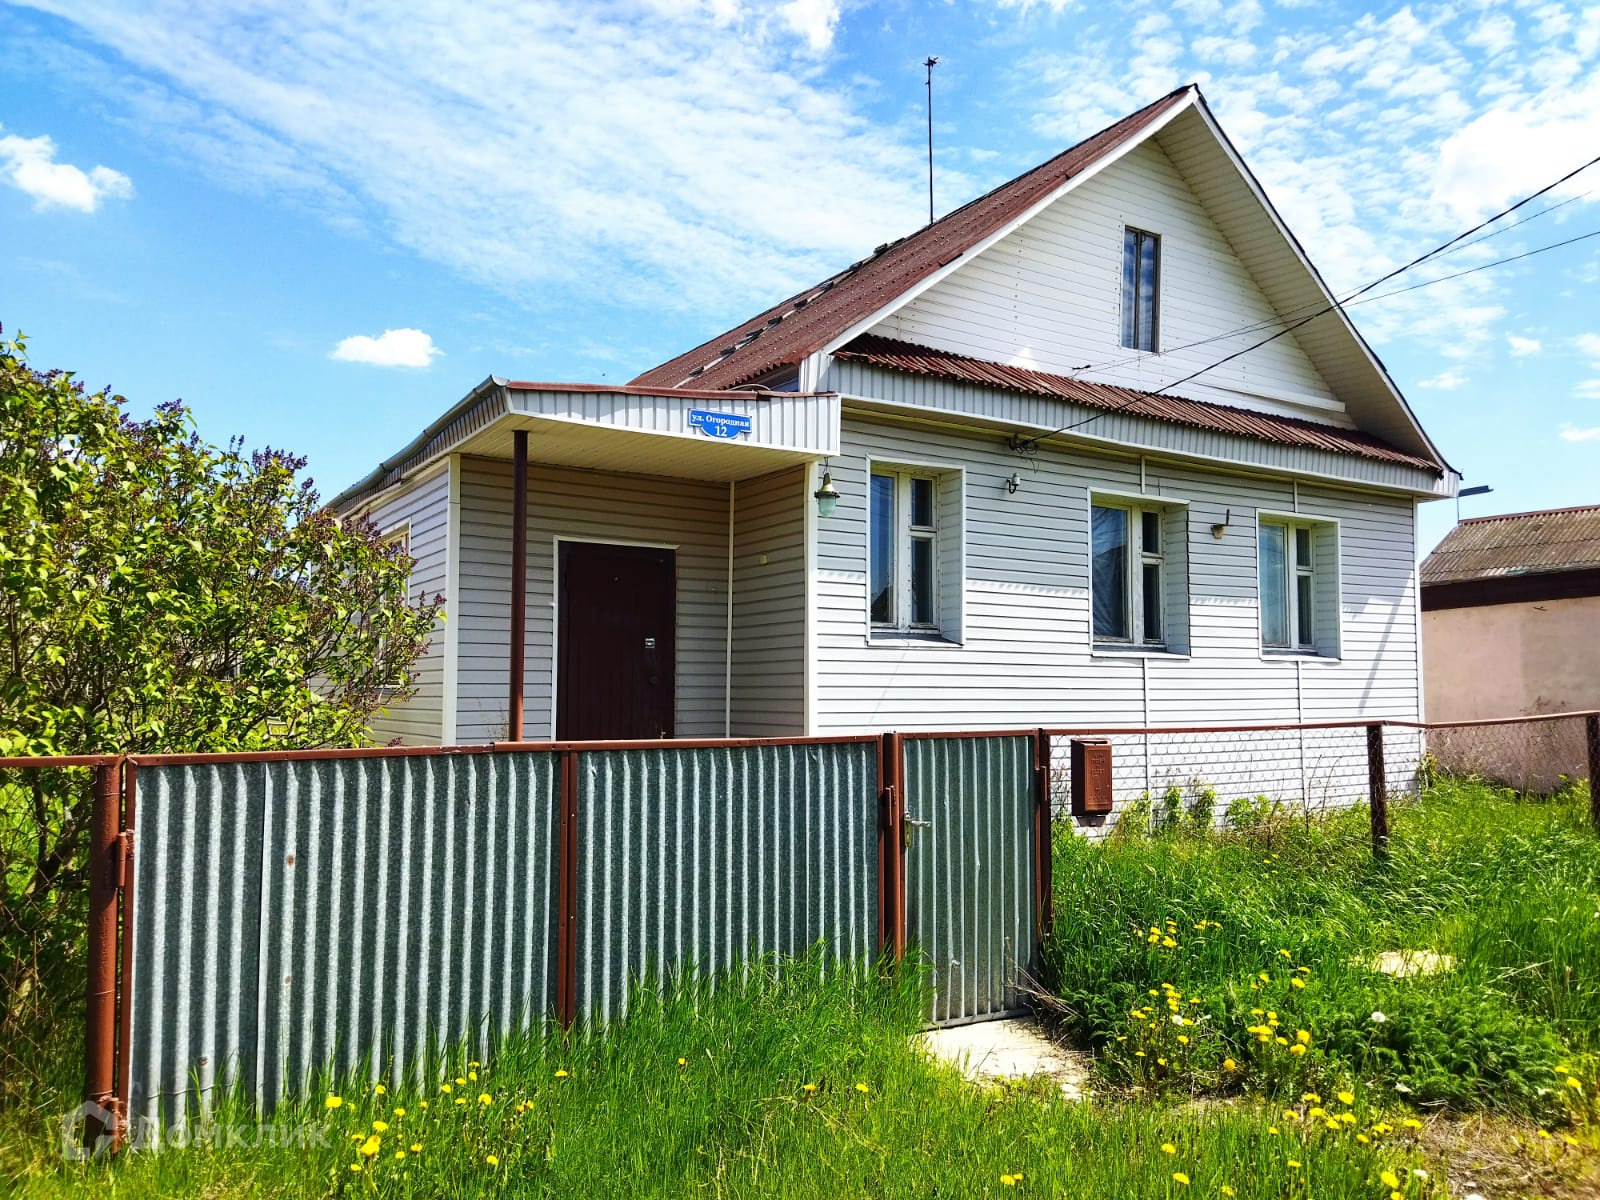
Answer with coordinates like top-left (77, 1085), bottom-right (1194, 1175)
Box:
top-left (1121, 227), bottom-right (1160, 352)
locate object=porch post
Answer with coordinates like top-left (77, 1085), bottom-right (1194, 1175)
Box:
top-left (509, 429), bottom-right (528, 741)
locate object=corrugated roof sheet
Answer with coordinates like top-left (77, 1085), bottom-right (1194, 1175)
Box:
top-left (629, 85), bottom-right (1197, 391)
top-left (1421, 505), bottom-right (1600, 584)
top-left (833, 334), bottom-right (1440, 471)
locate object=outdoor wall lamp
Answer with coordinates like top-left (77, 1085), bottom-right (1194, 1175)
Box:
top-left (1211, 508), bottom-right (1231, 539)
top-left (1006, 472), bottom-right (1022, 495)
top-left (813, 463), bottom-right (840, 518)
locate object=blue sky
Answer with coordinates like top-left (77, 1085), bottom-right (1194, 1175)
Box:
top-left (2, 0), bottom-right (1597, 555)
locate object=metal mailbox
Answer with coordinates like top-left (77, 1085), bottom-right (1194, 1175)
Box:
top-left (1070, 738), bottom-right (1114, 815)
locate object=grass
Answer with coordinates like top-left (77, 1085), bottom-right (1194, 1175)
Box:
top-left (1042, 775), bottom-right (1600, 1122)
top-left (2, 776), bottom-right (1596, 1197)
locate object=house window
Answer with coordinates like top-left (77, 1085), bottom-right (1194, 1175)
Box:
top-left (1259, 518), bottom-right (1337, 654)
top-left (871, 467), bottom-right (959, 636)
top-left (1121, 227), bottom-right (1160, 352)
top-left (1092, 502), bottom-right (1171, 646)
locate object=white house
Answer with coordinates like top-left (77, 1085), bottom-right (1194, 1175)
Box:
top-left (334, 85), bottom-right (1455, 809)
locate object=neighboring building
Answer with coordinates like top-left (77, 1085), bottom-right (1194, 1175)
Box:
top-left (334, 85), bottom-right (1457, 816)
top-left (1421, 505), bottom-right (1600, 790)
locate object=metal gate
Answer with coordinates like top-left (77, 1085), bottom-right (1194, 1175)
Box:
top-left (899, 733), bottom-right (1041, 1025)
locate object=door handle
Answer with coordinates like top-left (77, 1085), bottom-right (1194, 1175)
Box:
top-left (904, 814), bottom-right (930, 849)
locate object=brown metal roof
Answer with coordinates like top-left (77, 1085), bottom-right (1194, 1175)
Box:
top-left (834, 335), bottom-right (1440, 472)
top-left (629, 85), bottom-right (1197, 391)
top-left (1421, 504), bottom-right (1600, 584)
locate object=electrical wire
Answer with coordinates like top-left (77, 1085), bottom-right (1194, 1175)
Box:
top-left (1015, 149), bottom-right (1600, 448)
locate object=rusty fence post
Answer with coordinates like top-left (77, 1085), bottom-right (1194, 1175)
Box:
top-left (84, 761), bottom-right (121, 1152)
top-left (1366, 723), bottom-right (1389, 859)
top-left (880, 732), bottom-right (906, 962)
top-left (1587, 714), bottom-right (1600, 837)
top-left (556, 748), bottom-right (578, 1031)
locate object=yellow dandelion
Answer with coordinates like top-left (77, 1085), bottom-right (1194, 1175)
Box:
top-left (478, 1093), bottom-right (493, 1105)
top-left (469, 1071), bottom-right (478, 1082)
top-left (372, 1120), bottom-right (389, 1132)
top-left (1337, 1090), bottom-right (1354, 1105)
top-left (1402, 1118), bottom-right (1422, 1130)
top-left (1177, 1035), bottom-right (1189, 1045)
top-left (419, 1100), bottom-right (428, 1110)
top-left (1380, 1170), bottom-right (1400, 1189)
top-left (1172, 1172), bottom-right (1190, 1186)
top-left (1222, 1058), bottom-right (1237, 1072)
top-left (441, 1083), bottom-right (452, 1094)
top-left (373, 1084), bottom-right (386, 1096)
top-left (1555, 1065), bottom-right (1569, 1074)
top-left (1357, 1133), bottom-right (1370, 1144)
top-left (1538, 1129), bottom-right (1553, 1139)
top-left (1325, 1119), bottom-right (1341, 1131)
top-left (455, 1098), bottom-right (466, 1106)
top-left (1161, 1143), bottom-right (1177, 1155)
top-left (1000, 1175), bottom-right (1016, 1187)
top-left (1162, 937), bottom-right (1178, 948)
top-left (350, 1164), bottom-right (362, 1173)
top-left (1283, 1110), bottom-right (1301, 1122)
top-left (486, 1154), bottom-right (499, 1167)
top-left (1308, 1107), bottom-right (1327, 1118)
top-left (1289, 1044), bottom-right (1306, 1056)
top-left (855, 1082), bottom-right (870, 1094)
top-left (410, 1140), bottom-right (423, 1153)
top-left (325, 1094), bottom-right (343, 1110)
top-left (454, 1077), bottom-right (466, 1086)
top-left (1340, 1112), bottom-right (1356, 1125)
top-left (1296, 1030), bottom-right (1311, 1045)
top-left (1302, 1093), bottom-right (1320, 1103)
top-left (555, 1069), bottom-right (569, 1079)
top-left (1290, 977), bottom-right (1306, 989)
top-left (1268, 1126), bottom-right (1279, 1135)
top-left (1221, 1188), bottom-right (1236, 1197)
top-left (678, 1058), bottom-right (687, 1067)
top-left (393, 1107), bottom-right (406, 1117)
top-left (359, 1135), bottom-right (381, 1158)
top-left (393, 1150), bottom-right (406, 1160)
top-left (802, 1083), bottom-right (817, 1094)
top-left (1566, 1076), bottom-right (1583, 1090)
top-left (1286, 1160), bottom-right (1301, 1169)
top-left (1258, 972), bottom-right (1271, 982)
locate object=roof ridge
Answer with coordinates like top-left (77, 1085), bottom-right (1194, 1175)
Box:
top-left (1459, 503), bottom-right (1600, 524)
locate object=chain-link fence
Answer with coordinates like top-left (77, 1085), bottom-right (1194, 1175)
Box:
top-left (1047, 714), bottom-right (1597, 838)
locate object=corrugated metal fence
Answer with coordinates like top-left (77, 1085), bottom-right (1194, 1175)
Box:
top-left (113, 734), bottom-right (1016, 1133)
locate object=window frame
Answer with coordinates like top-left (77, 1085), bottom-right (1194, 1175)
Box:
top-left (1256, 512), bottom-right (1341, 659)
top-left (865, 459), bottom-right (965, 643)
top-left (1120, 226), bottom-right (1161, 353)
top-left (1088, 491), bottom-right (1190, 657)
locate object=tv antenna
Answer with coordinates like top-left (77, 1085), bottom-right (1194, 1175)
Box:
top-left (924, 56), bottom-right (939, 225)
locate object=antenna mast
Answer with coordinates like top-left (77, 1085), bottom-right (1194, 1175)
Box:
top-left (924, 56), bottom-right (939, 225)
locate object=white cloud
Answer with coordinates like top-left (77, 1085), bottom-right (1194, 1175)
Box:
top-left (1574, 379), bottom-right (1600, 399)
top-left (330, 329), bottom-right (441, 368)
top-left (776, 0), bottom-right (839, 51)
top-left (1576, 333), bottom-right (1600, 360)
top-left (1418, 368), bottom-right (1470, 390)
top-left (1507, 334), bottom-right (1542, 356)
top-left (1559, 424), bottom-right (1600, 441)
top-left (0, 128), bottom-right (132, 211)
top-left (27, 1), bottom-right (942, 315)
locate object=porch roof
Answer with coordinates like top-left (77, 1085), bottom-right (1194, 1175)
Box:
top-left (332, 378), bottom-right (839, 512)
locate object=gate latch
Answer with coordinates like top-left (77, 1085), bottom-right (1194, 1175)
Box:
top-left (904, 814), bottom-right (931, 849)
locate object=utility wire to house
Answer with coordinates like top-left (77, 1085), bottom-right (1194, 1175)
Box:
top-left (1013, 149), bottom-right (1600, 449)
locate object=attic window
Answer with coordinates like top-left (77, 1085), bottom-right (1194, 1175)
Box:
top-left (1121, 228), bottom-right (1160, 352)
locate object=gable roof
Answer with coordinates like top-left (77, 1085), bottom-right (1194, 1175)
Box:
top-left (835, 335), bottom-right (1438, 471)
top-left (630, 85), bottom-right (1195, 391)
top-left (1422, 505), bottom-right (1600, 585)
top-left (631, 84), bottom-right (1452, 478)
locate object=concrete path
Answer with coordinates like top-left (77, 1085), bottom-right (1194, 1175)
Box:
top-left (918, 1017), bottom-right (1091, 1100)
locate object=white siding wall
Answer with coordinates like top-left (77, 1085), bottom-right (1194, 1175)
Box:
top-left (455, 456), bottom-right (731, 742)
top-left (366, 466), bottom-right (450, 745)
top-left (816, 410), bottom-right (1421, 823)
top-left (730, 467), bottom-right (807, 736)
top-left (876, 140), bottom-right (1347, 423)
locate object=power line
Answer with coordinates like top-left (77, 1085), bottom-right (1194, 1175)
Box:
top-left (1343, 227), bottom-right (1600, 308)
top-left (1016, 149), bottom-right (1600, 448)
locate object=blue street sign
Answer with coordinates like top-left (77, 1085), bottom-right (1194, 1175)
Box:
top-left (688, 410), bottom-right (753, 440)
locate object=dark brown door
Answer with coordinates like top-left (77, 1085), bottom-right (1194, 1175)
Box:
top-left (557, 542), bottom-right (676, 741)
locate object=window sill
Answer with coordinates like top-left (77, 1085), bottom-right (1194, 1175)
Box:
top-left (1260, 649), bottom-right (1342, 663)
top-left (1090, 645), bottom-right (1189, 661)
top-left (868, 630), bottom-right (961, 648)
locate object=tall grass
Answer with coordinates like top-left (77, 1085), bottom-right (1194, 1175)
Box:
top-left (1042, 776), bottom-right (1600, 1118)
top-left (8, 952), bottom-right (1433, 1199)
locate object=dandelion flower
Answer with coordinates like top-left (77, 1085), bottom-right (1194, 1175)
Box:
top-left (855, 1083), bottom-right (870, 1094)
top-left (1402, 1118), bottom-right (1422, 1130)
top-left (1177, 1035), bottom-right (1189, 1045)
top-left (802, 1084), bottom-right (817, 1094)
top-left (1337, 1091), bottom-right (1354, 1106)
top-left (1566, 1076), bottom-right (1584, 1090)
top-left (1000, 1175), bottom-right (1016, 1187)
top-left (359, 1135), bottom-right (381, 1158)
top-left (1278, 949), bottom-right (1291, 958)
top-left (455, 1077), bottom-right (466, 1086)
top-left (555, 1069), bottom-right (569, 1079)
top-left (372, 1120), bottom-right (389, 1132)
top-left (1555, 1065), bottom-right (1570, 1075)
top-left (1287, 1160), bottom-right (1301, 1169)
top-left (1296, 1030), bottom-right (1311, 1045)
top-left (409, 1141), bottom-right (422, 1153)
top-left (325, 1094), bottom-right (343, 1110)
top-left (1289, 1044), bottom-right (1306, 1056)
top-left (393, 1107), bottom-right (406, 1117)
top-left (419, 1100), bottom-right (428, 1110)
top-left (441, 1083), bottom-right (452, 1094)
top-left (350, 1164), bottom-right (362, 1173)
top-left (469, 1071), bottom-right (478, 1082)
top-left (1223, 1058), bottom-right (1237, 1072)
top-left (486, 1154), bottom-right (499, 1167)
top-left (1221, 1188), bottom-right (1235, 1197)
top-left (678, 1058), bottom-right (687, 1067)
top-left (1302, 1094), bottom-right (1320, 1104)
top-left (479, 1093), bottom-right (493, 1105)
top-left (373, 1084), bottom-right (386, 1096)
top-left (1357, 1133), bottom-right (1370, 1144)
top-left (1370, 1011), bottom-right (1387, 1024)
top-left (1172, 1172), bottom-right (1190, 1186)
top-left (1162, 937), bottom-right (1178, 948)
top-left (394, 1149), bottom-right (407, 1160)
top-left (1380, 1170), bottom-right (1400, 1189)
top-left (1538, 1130), bottom-right (1553, 1140)
top-left (1268, 1127), bottom-right (1279, 1136)
top-left (1290, 977), bottom-right (1306, 989)
top-left (1162, 1143), bottom-right (1177, 1155)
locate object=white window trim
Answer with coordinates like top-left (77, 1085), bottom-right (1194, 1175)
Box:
top-left (864, 457), bottom-right (965, 646)
top-left (1088, 490), bottom-right (1189, 657)
top-left (1256, 510), bottom-right (1342, 662)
